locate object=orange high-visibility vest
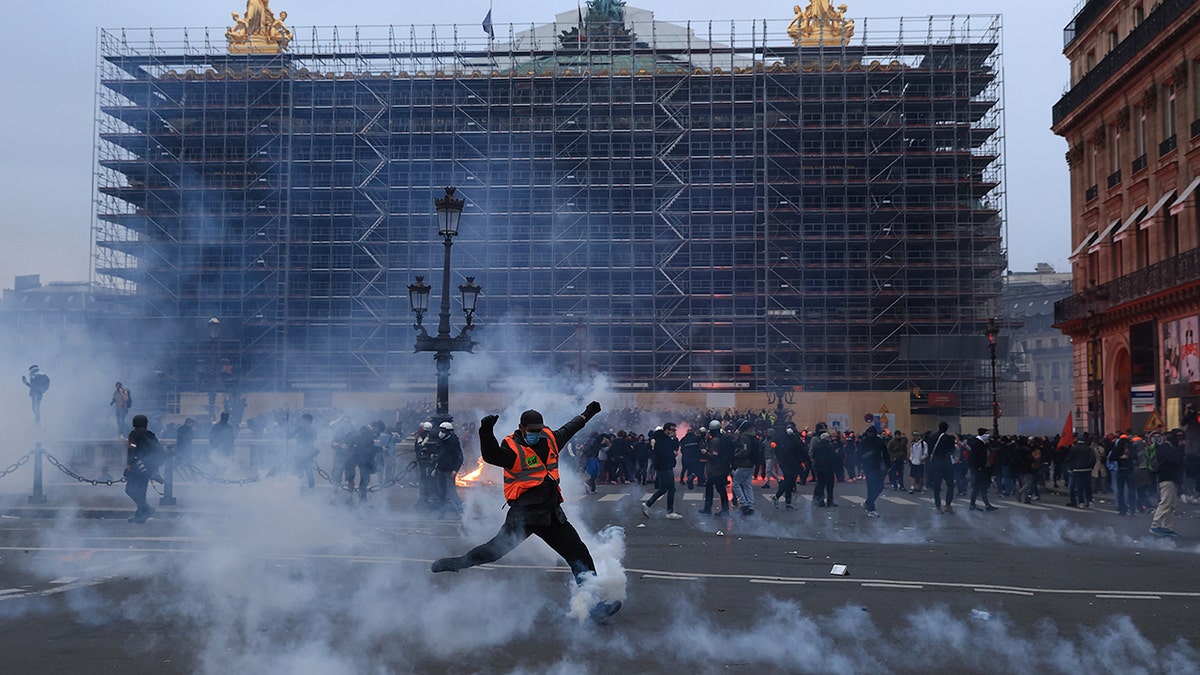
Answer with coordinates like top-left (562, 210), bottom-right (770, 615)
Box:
top-left (502, 429), bottom-right (561, 502)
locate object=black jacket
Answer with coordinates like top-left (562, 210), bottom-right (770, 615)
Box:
top-left (651, 430), bottom-right (679, 472)
top-left (480, 409), bottom-right (591, 523)
top-left (858, 434), bottom-right (888, 474)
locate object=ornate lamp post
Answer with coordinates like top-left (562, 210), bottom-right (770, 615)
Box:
top-left (985, 317), bottom-right (1000, 438)
top-left (765, 385), bottom-right (796, 429)
top-left (207, 317), bottom-right (221, 424)
top-left (409, 187), bottom-right (481, 424)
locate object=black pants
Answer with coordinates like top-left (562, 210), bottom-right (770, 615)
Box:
top-left (124, 469), bottom-right (151, 515)
top-left (969, 469), bottom-right (993, 507)
top-left (813, 467), bottom-right (835, 505)
top-left (702, 472), bottom-right (730, 512)
top-left (927, 461), bottom-right (955, 508)
top-left (646, 468), bottom-right (676, 512)
top-left (451, 509), bottom-right (596, 583)
top-left (774, 465), bottom-right (798, 503)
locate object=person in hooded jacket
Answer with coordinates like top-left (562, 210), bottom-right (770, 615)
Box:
top-left (771, 424), bottom-right (802, 509)
top-left (858, 425), bottom-right (888, 517)
top-left (811, 423), bottom-right (838, 507)
top-left (125, 414), bottom-right (164, 523)
top-left (699, 420), bottom-right (734, 515)
top-left (430, 421), bottom-right (464, 516)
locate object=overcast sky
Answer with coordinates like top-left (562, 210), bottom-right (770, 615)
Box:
top-left (0, 0), bottom-right (1076, 286)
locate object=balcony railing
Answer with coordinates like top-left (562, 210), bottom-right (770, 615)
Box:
top-left (1160, 134), bottom-right (1178, 157)
top-left (1055, 246), bottom-right (1200, 324)
top-left (1107, 169), bottom-right (1122, 188)
top-left (1132, 153), bottom-right (1148, 174)
top-left (1085, 184), bottom-right (1099, 202)
top-left (1053, 0), bottom-right (1194, 126)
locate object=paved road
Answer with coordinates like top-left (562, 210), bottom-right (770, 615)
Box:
top-left (0, 476), bottom-right (1197, 674)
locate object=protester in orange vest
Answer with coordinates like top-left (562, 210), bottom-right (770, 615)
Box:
top-left (431, 401), bottom-right (622, 621)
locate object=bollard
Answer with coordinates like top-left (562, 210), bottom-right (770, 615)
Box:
top-left (159, 453), bottom-right (177, 506)
top-left (28, 442), bottom-right (47, 505)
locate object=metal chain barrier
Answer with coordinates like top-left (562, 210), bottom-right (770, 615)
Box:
top-left (313, 463), bottom-right (352, 492)
top-left (178, 459), bottom-right (264, 486)
top-left (0, 451), bottom-right (34, 481)
top-left (43, 451), bottom-right (125, 486)
top-left (368, 460), bottom-right (420, 492)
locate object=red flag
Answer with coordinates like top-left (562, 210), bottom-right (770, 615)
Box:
top-left (1056, 412), bottom-right (1073, 449)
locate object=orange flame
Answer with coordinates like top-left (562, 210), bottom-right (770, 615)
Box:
top-left (455, 456), bottom-right (488, 487)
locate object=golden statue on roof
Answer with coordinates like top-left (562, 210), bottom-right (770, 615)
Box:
top-left (227, 1), bottom-right (292, 54)
top-left (788, 1), bottom-right (855, 46)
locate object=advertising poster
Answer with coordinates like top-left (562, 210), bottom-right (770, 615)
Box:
top-left (1181, 316), bottom-right (1199, 383)
top-left (1163, 320), bottom-right (1181, 385)
top-left (827, 414), bottom-right (850, 435)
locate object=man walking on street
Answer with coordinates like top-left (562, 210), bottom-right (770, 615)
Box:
top-left (1149, 432), bottom-right (1185, 537)
top-left (731, 420), bottom-right (760, 515)
top-left (927, 421), bottom-right (957, 514)
top-left (967, 428), bottom-right (998, 512)
top-left (643, 423), bottom-right (683, 519)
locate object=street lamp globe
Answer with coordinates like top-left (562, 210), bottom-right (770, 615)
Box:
top-left (408, 275), bottom-right (432, 321)
top-left (459, 276), bottom-right (482, 322)
top-left (435, 186), bottom-right (465, 237)
top-left (207, 317), bottom-right (222, 341)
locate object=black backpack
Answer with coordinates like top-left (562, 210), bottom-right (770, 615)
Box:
top-left (30, 373), bottom-right (50, 393)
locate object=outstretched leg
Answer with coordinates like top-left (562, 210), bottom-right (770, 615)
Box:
top-left (432, 518), bottom-right (529, 572)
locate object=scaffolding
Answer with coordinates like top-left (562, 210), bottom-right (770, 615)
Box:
top-left (93, 10), bottom-right (1005, 410)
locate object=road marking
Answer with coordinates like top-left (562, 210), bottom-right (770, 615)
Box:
top-left (750, 579), bottom-right (807, 585)
top-left (974, 588), bottom-right (1034, 596)
top-left (48, 577), bottom-right (79, 585)
top-left (880, 495), bottom-right (916, 505)
top-left (840, 495), bottom-right (865, 505)
top-left (0, 589), bottom-right (23, 596)
top-left (1005, 500), bottom-right (1051, 511)
top-left (1095, 594), bottom-right (1161, 600)
top-left (597, 494), bottom-right (625, 502)
top-left (681, 493), bottom-right (704, 501)
top-left (641, 574), bottom-right (698, 581)
top-left (861, 582), bottom-right (924, 590)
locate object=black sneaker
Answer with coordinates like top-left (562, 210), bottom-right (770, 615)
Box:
top-left (589, 600), bottom-right (622, 623)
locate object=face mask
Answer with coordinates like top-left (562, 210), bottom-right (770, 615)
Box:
top-left (438, 431), bottom-right (449, 439)
top-left (525, 432), bottom-right (542, 445)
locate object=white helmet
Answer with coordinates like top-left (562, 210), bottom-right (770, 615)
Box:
top-left (439, 421), bottom-right (454, 431)
top-left (420, 422), bottom-right (433, 431)
top-left (709, 420), bottom-right (722, 431)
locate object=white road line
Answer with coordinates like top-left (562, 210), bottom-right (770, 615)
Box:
top-left (681, 493), bottom-right (704, 501)
top-left (861, 582), bottom-right (924, 590)
top-left (974, 588), bottom-right (1034, 596)
top-left (0, 589), bottom-right (24, 596)
top-left (597, 494), bottom-right (625, 502)
top-left (880, 495), bottom-right (916, 505)
top-left (750, 579), bottom-right (808, 585)
top-left (48, 577), bottom-right (79, 585)
top-left (1094, 594), bottom-right (1161, 600)
top-left (642, 574), bottom-right (698, 581)
top-left (840, 495), bottom-right (865, 505)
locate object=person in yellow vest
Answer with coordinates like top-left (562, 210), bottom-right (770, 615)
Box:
top-left (431, 401), bottom-right (622, 621)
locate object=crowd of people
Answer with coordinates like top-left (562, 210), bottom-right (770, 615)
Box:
top-left (97, 389), bottom-right (1200, 539)
top-left (562, 405), bottom-right (1200, 538)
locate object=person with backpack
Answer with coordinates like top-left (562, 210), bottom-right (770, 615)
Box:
top-left (125, 414), bottom-right (164, 523)
top-left (927, 421), bottom-right (957, 514)
top-left (1148, 431), bottom-right (1185, 537)
top-left (966, 429), bottom-right (998, 512)
top-left (21, 365), bottom-right (50, 427)
top-left (111, 382), bottom-right (132, 436)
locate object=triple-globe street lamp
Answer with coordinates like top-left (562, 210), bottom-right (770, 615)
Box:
top-left (408, 187), bottom-right (482, 424)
